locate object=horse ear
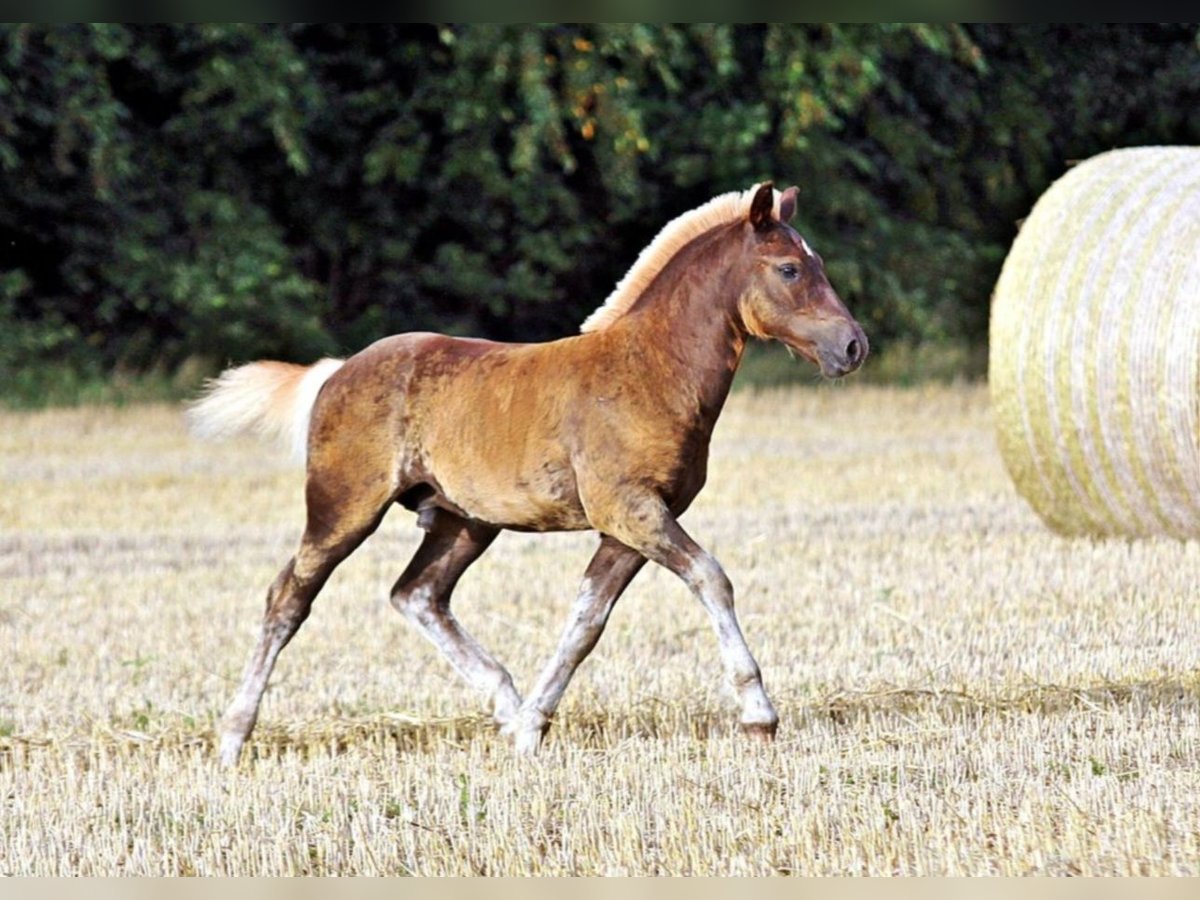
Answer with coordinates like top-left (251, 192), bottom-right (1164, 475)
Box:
top-left (749, 182), bottom-right (775, 231)
top-left (779, 186), bottom-right (798, 223)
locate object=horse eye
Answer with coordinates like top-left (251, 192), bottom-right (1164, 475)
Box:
top-left (778, 263), bottom-right (799, 281)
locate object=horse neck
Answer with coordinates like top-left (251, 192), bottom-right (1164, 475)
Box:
top-left (612, 227), bottom-right (749, 424)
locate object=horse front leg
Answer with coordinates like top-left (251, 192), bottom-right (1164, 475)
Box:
top-left (606, 499), bottom-right (779, 740)
top-left (389, 511), bottom-right (523, 728)
top-left (506, 536), bottom-right (646, 753)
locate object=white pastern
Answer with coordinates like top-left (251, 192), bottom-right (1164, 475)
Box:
top-left (504, 706), bottom-right (550, 755)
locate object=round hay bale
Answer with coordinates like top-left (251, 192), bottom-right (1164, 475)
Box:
top-left (989, 146), bottom-right (1200, 538)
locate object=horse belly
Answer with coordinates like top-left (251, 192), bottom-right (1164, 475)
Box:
top-left (404, 336), bottom-right (592, 531)
top-left (437, 459), bottom-right (589, 531)
top-left (419, 416), bottom-right (587, 531)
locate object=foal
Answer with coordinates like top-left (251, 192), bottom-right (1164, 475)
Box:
top-left (190, 182), bottom-right (867, 764)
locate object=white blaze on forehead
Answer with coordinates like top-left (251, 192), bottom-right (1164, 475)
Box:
top-left (799, 237), bottom-right (815, 259)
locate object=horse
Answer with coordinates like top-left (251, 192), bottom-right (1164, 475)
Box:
top-left (189, 182), bottom-right (867, 765)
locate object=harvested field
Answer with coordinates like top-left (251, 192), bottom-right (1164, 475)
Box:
top-left (1, 384), bottom-right (1198, 875)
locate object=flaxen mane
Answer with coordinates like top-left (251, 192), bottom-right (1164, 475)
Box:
top-left (579, 184), bottom-right (781, 333)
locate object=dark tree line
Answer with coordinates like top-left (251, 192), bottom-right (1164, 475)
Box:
top-left (1, 24), bottom-right (1197, 384)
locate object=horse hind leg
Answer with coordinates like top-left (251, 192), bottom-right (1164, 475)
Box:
top-left (389, 510), bottom-right (523, 729)
top-left (218, 469), bottom-right (391, 766)
top-left (219, 557), bottom-right (318, 765)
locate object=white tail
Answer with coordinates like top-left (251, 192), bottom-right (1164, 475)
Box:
top-left (187, 358), bottom-right (344, 462)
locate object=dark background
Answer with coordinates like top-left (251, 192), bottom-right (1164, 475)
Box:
top-left (2, 24), bottom-right (1197, 400)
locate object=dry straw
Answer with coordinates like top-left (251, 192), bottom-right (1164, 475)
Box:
top-left (990, 146), bottom-right (1200, 537)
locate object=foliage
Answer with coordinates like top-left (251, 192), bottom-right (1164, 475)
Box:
top-left (1, 24), bottom-right (1198, 391)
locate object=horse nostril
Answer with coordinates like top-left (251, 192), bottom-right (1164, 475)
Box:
top-left (846, 338), bottom-right (861, 365)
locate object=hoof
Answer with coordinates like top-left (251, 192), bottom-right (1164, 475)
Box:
top-left (492, 695), bottom-right (522, 731)
top-left (740, 720), bottom-right (778, 742)
top-left (512, 727), bottom-right (546, 756)
top-left (503, 707), bottom-right (550, 755)
top-left (218, 732), bottom-right (246, 767)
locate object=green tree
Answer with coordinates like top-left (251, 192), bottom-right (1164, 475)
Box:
top-left (1, 24), bottom-right (1197, 395)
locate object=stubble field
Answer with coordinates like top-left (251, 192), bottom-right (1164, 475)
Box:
top-left (1, 382), bottom-right (1198, 875)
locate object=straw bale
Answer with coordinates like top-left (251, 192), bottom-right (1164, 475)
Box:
top-left (989, 146), bottom-right (1200, 537)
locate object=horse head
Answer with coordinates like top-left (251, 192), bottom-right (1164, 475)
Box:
top-left (737, 182), bottom-right (868, 378)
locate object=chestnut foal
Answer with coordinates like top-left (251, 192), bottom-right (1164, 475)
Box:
top-left (190, 183), bottom-right (867, 764)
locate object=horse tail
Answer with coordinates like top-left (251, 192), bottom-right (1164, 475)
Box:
top-left (187, 358), bottom-right (345, 462)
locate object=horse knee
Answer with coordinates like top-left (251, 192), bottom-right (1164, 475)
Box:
top-left (263, 565), bottom-right (316, 630)
top-left (390, 581), bottom-right (439, 626)
top-left (686, 556), bottom-right (734, 607)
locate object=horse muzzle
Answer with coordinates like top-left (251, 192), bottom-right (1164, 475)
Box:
top-left (818, 320), bottom-right (868, 378)
top-left (784, 317), bottom-right (868, 378)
